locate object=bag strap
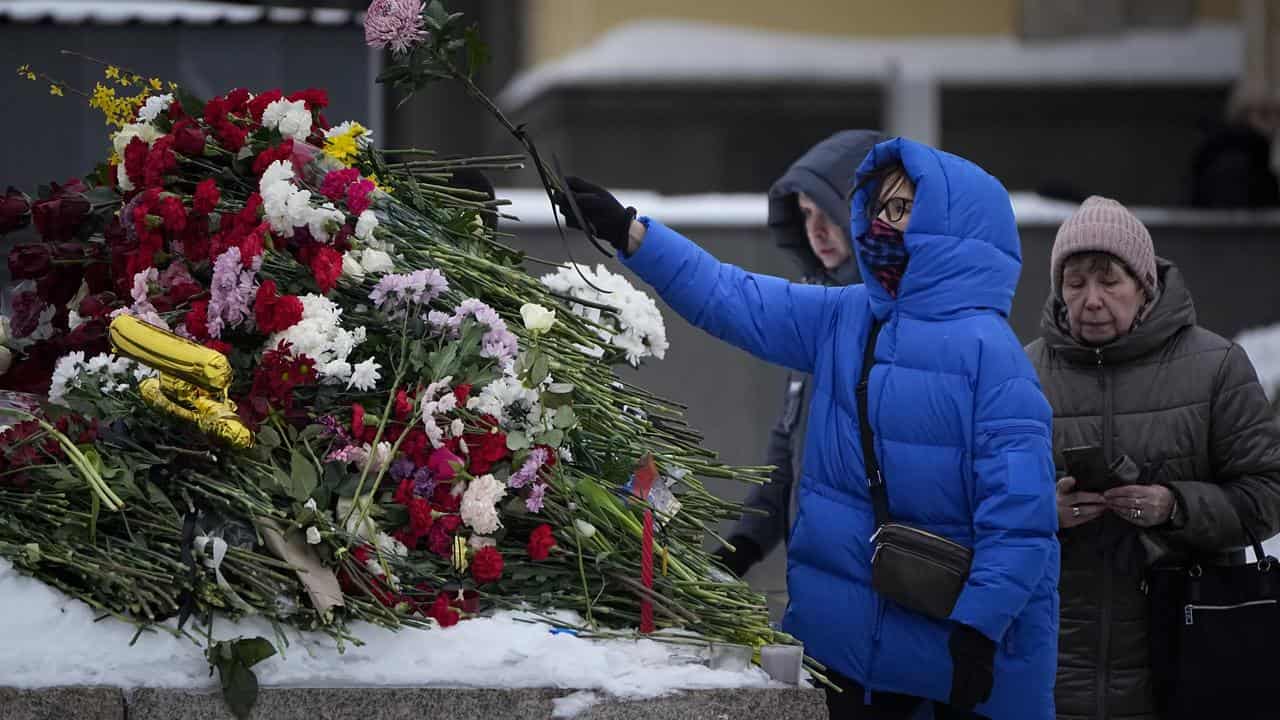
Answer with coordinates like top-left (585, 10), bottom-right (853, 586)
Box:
top-left (856, 321), bottom-right (889, 528)
top-left (1222, 491), bottom-right (1271, 569)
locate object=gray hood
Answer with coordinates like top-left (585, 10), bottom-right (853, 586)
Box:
top-left (767, 129), bottom-right (885, 282)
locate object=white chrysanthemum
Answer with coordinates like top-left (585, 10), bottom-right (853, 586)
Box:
top-left (324, 120), bottom-right (374, 145)
top-left (47, 351), bottom-right (152, 408)
top-left (307, 204), bottom-right (345, 243)
top-left (467, 370), bottom-right (543, 431)
top-left (540, 263), bottom-right (669, 366)
top-left (347, 357), bottom-right (382, 391)
top-left (460, 474), bottom-right (506, 535)
top-left (270, 294), bottom-right (367, 383)
top-left (261, 98), bottom-right (312, 143)
top-left (137, 93), bottom-right (174, 123)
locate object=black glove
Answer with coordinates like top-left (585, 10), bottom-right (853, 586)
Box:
top-left (551, 176), bottom-right (637, 254)
top-left (712, 536), bottom-right (764, 578)
top-left (948, 623), bottom-right (996, 710)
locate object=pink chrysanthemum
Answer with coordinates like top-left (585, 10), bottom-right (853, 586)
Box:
top-left (365, 0), bottom-right (426, 55)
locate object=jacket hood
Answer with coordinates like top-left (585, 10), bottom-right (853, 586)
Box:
top-left (768, 129), bottom-right (885, 282)
top-left (850, 137), bottom-right (1022, 320)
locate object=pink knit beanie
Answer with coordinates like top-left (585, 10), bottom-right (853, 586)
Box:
top-left (1050, 196), bottom-right (1157, 297)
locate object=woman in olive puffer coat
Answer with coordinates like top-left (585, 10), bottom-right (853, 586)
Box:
top-left (1024, 196), bottom-right (1280, 720)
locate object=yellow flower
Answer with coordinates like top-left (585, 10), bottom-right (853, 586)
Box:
top-left (324, 133), bottom-right (359, 166)
top-left (105, 66), bottom-right (120, 79)
top-left (149, 78), bottom-right (162, 91)
top-left (368, 173), bottom-right (393, 194)
top-left (24, 72), bottom-right (35, 81)
top-left (118, 75), bottom-right (131, 87)
top-left (49, 84), bottom-right (64, 97)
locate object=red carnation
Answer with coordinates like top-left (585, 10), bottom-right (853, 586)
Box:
top-left (319, 168), bottom-right (360, 202)
top-left (288, 88), bottom-right (329, 111)
top-left (427, 447), bottom-right (462, 482)
top-left (192, 178), bottom-right (220, 216)
top-left (179, 215), bottom-right (211, 263)
top-left (185, 299), bottom-right (211, 339)
top-left (429, 593), bottom-right (460, 627)
top-left (212, 120), bottom-right (248, 153)
top-left (408, 497), bottom-right (433, 536)
top-left (172, 118), bottom-right (206, 156)
top-left (471, 546), bottom-right (504, 585)
top-left (78, 293), bottom-right (117, 320)
top-left (394, 478), bottom-right (415, 506)
top-left (238, 224), bottom-right (267, 267)
top-left (253, 280), bottom-right (303, 334)
top-left (156, 195), bottom-right (187, 233)
top-left (247, 89), bottom-right (283, 122)
top-left (527, 524), bottom-right (557, 562)
top-left (351, 402), bottom-right (368, 441)
top-left (394, 387), bottom-right (414, 421)
top-left (465, 421), bottom-right (509, 476)
top-left (124, 137), bottom-right (149, 188)
top-left (204, 339), bottom-right (233, 355)
top-left (453, 384), bottom-right (472, 407)
top-left (347, 179), bottom-right (375, 216)
top-left (144, 136), bottom-right (177, 188)
top-left (309, 245), bottom-right (343, 294)
top-left (225, 88), bottom-right (251, 115)
top-left (252, 139), bottom-right (295, 177)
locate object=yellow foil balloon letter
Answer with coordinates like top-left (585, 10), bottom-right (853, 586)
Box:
top-left (109, 316), bottom-right (254, 449)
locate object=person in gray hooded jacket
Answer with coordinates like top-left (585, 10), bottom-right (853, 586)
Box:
top-left (713, 129), bottom-right (885, 578)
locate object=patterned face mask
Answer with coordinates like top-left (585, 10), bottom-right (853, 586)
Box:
top-left (859, 218), bottom-right (909, 298)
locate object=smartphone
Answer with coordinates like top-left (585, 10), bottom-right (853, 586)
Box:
top-left (1062, 446), bottom-right (1113, 494)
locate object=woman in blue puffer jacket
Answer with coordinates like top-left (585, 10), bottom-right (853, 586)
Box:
top-left (553, 137), bottom-right (1059, 720)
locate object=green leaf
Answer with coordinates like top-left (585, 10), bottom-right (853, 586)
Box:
top-left (289, 448), bottom-right (318, 501)
top-left (221, 662), bottom-right (258, 720)
top-left (535, 428), bottom-right (565, 448)
top-left (506, 431), bottom-right (530, 452)
top-left (552, 406), bottom-right (577, 430)
top-left (322, 461), bottom-right (347, 490)
top-left (232, 636), bottom-right (277, 668)
top-left (257, 426), bottom-right (281, 450)
top-left (529, 352), bottom-right (550, 387)
top-left (298, 424), bottom-right (328, 445)
top-left (464, 25), bottom-right (491, 77)
top-left (270, 465), bottom-right (292, 495)
top-left (382, 505), bottom-right (408, 528)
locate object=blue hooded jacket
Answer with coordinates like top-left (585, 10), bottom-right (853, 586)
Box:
top-left (621, 138), bottom-right (1059, 719)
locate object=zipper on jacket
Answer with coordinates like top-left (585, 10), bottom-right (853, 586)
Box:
top-left (1096, 349), bottom-right (1113, 720)
top-left (1185, 599), bottom-right (1278, 625)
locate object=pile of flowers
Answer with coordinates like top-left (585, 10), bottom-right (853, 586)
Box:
top-left (0, 54), bottom-right (783, 683)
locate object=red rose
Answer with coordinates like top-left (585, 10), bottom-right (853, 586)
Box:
top-left (8, 244), bottom-right (51, 279)
top-left (427, 514), bottom-right (462, 556)
top-left (471, 546), bottom-right (504, 585)
top-left (346, 179), bottom-right (375, 216)
top-left (185, 299), bottom-right (211, 339)
top-left (288, 88), bottom-right (329, 111)
top-left (252, 139), bottom-right (295, 177)
top-left (144, 136), bottom-right (177, 188)
top-left (253, 280), bottom-right (303, 334)
top-left (427, 447), bottom-right (462, 482)
top-left (31, 181), bottom-right (91, 242)
top-left (247, 89), bottom-right (283, 122)
top-left (527, 524), bottom-right (557, 562)
top-left (429, 593), bottom-right (460, 627)
top-left (172, 118), bottom-right (206, 156)
top-left (319, 168), bottom-right (360, 202)
top-left (192, 179), bottom-right (220, 216)
top-left (309, 245), bottom-right (343, 294)
top-left (78, 292), bottom-right (117, 320)
top-left (1, 186), bottom-right (32, 234)
top-left (156, 195), bottom-right (187, 233)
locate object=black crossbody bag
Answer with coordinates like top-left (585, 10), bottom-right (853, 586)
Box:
top-left (858, 321), bottom-right (974, 620)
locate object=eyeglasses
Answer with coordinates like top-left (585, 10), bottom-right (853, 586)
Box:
top-left (878, 197), bottom-right (912, 224)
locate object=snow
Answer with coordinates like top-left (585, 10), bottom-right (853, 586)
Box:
top-left (1237, 323), bottom-right (1280, 402)
top-left (500, 20), bottom-right (1241, 110)
top-left (0, 0), bottom-right (360, 26)
top-left (496, 187), bottom-right (1280, 229)
top-left (552, 691), bottom-right (602, 718)
top-left (0, 558), bottom-right (777, 699)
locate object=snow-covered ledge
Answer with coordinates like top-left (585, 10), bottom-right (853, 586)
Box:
top-left (0, 559), bottom-right (821, 719)
top-left (499, 20), bottom-right (1241, 145)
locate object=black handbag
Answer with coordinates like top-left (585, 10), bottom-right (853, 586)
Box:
top-left (858, 321), bottom-right (974, 621)
top-left (1147, 497), bottom-right (1280, 720)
